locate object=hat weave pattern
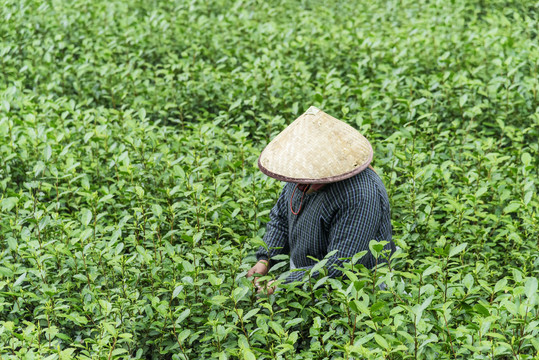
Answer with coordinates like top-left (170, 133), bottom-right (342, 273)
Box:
top-left (258, 106), bottom-right (373, 183)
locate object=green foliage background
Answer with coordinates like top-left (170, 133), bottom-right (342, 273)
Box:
top-left (0, 0), bottom-right (538, 358)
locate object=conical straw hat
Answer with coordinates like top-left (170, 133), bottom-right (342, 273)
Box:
top-left (258, 106), bottom-right (373, 183)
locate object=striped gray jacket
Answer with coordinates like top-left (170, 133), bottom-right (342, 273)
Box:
top-left (256, 168), bottom-right (394, 283)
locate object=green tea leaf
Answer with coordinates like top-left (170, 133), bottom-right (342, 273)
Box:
top-left (243, 309), bottom-right (260, 322)
top-left (503, 202), bottom-right (520, 214)
top-left (1, 197), bottom-right (18, 212)
top-left (103, 322), bottom-right (117, 336)
top-left (494, 279), bottom-right (507, 293)
top-left (210, 295), bottom-right (228, 305)
top-left (521, 152), bottom-right (531, 166)
top-left (459, 94), bottom-right (468, 108)
top-left (463, 273), bottom-right (474, 290)
top-left (13, 272), bottom-right (27, 287)
top-left (473, 304), bottom-right (490, 317)
top-left (284, 318), bottom-right (303, 329)
top-left (242, 348), bottom-right (256, 360)
top-left (43, 144), bottom-right (52, 162)
top-left (172, 285), bottom-right (184, 299)
top-left (152, 204), bottom-right (163, 218)
top-left (449, 243), bottom-right (467, 258)
top-left (81, 208), bottom-right (92, 226)
top-left (178, 329), bottom-right (190, 343)
top-left (176, 309), bottom-right (190, 324)
top-left (524, 277), bottom-right (538, 301)
top-left (374, 333), bottom-right (390, 350)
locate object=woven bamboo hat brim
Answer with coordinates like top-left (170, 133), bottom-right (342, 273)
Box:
top-left (258, 106), bottom-right (373, 183)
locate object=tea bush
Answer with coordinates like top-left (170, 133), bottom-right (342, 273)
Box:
top-left (0, 0), bottom-right (538, 359)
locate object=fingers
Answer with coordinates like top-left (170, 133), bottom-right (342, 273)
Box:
top-left (248, 267), bottom-right (263, 291)
top-left (266, 280), bottom-right (276, 295)
top-left (247, 264), bottom-right (275, 294)
top-left (255, 281), bottom-right (263, 293)
top-left (255, 280), bottom-right (276, 295)
top-left (247, 264), bottom-right (261, 278)
top-left (253, 277), bottom-right (264, 293)
top-left (249, 265), bottom-right (267, 278)
top-left (246, 261), bottom-right (269, 280)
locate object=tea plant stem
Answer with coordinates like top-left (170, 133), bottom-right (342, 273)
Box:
top-left (307, 273), bottom-right (315, 304)
top-left (55, 178), bottom-right (59, 212)
top-left (408, 135), bottom-right (417, 220)
top-left (152, 226), bottom-right (160, 263)
top-left (94, 147), bottom-right (100, 179)
top-left (46, 311), bottom-right (51, 348)
top-left (516, 303), bottom-right (530, 355)
top-left (351, 314), bottom-right (357, 345)
top-left (159, 313), bottom-right (169, 350)
top-left (35, 256), bottom-right (48, 285)
top-left (93, 204), bottom-right (97, 242)
top-left (80, 237), bottom-right (92, 288)
top-left (346, 305), bottom-right (354, 344)
top-left (413, 315), bottom-right (418, 360)
top-left (179, 109), bottom-right (184, 131)
top-left (8, 340), bottom-right (15, 357)
top-left (1, 60), bottom-right (6, 87)
top-left (121, 256), bottom-right (127, 298)
top-left (417, 273), bottom-right (422, 304)
top-left (372, 257), bottom-right (378, 295)
top-left (424, 196), bottom-right (436, 229)
top-left (188, 182), bottom-right (201, 231)
top-left (532, 63), bottom-right (538, 103)
top-left (8, 121), bottom-right (14, 150)
top-left (168, 202), bottom-right (175, 244)
top-left (107, 336), bottom-right (118, 360)
top-left (36, 222), bottom-right (43, 250)
top-left (442, 310), bottom-right (455, 358)
top-left (443, 257), bottom-right (449, 303)
top-left (233, 301), bottom-right (251, 347)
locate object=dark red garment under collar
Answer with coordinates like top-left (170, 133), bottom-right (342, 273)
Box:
top-left (297, 184), bottom-right (326, 192)
top-left (290, 183), bottom-right (326, 215)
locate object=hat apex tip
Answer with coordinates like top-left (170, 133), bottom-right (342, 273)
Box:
top-left (305, 106), bottom-right (321, 116)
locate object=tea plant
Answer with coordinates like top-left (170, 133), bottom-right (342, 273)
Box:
top-left (0, 0), bottom-right (538, 359)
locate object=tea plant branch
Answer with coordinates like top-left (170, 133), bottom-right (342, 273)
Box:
top-left (232, 299), bottom-right (252, 347)
top-left (107, 335), bottom-right (118, 360)
top-left (372, 256), bottom-right (379, 296)
top-left (412, 314), bottom-right (418, 360)
top-left (441, 308), bottom-right (456, 358)
top-left (172, 314), bottom-right (189, 360)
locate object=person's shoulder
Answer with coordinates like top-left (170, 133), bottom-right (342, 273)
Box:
top-left (350, 167), bottom-right (379, 184)
top-left (340, 168), bottom-right (380, 191)
top-left (327, 168), bottom-right (380, 204)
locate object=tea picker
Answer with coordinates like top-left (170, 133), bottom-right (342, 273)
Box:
top-left (247, 106), bottom-right (396, 294)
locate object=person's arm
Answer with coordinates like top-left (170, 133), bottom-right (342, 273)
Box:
top-left (285, 191), bottom-right (385, 283)
top-left (255, 185), bottom-right (290, 266)
top-left (248, 186), bottom-right (289, 294)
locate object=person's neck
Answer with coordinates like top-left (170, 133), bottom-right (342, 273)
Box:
top-left (297, 183), bottom-right (326, 194)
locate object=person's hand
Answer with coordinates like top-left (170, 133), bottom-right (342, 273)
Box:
top-left (246, 261), bottom-right (277, 295)
top-left (264, 280), bottom-right (276, 295)
top-left (247, 260), bottom-right (271, 292)
top-left (247, 260), bottom-right (269, 278)
top-left (255, 279), bottom-right (277, 295)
